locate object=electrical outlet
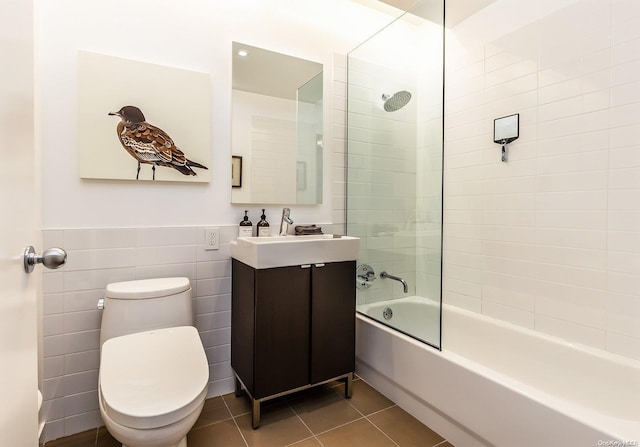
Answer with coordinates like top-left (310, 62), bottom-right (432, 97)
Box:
top-left (205, 227), bottom-right (220, 250)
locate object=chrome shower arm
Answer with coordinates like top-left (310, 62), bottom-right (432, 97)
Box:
top-left (380, 271), bottom-right (408, 293)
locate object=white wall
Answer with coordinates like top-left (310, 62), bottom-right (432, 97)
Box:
top-left (443, 0), bottom-right (640, 361)
top-left (36, 0), bottom-right (399, 229)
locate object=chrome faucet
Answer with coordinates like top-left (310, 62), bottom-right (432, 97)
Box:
top-left (380, 271), bottom-right (408, 293)
top-left (279, 208), bottom-right (293, 236)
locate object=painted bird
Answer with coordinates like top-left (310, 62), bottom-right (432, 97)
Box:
top-left (108, 105), bottom-right (208, 180)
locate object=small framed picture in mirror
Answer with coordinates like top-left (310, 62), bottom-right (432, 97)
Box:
top-left (232, 156), bottom-right (242, 188)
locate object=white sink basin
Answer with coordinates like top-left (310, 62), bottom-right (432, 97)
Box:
top-left (230, 234), bottom-right (359, 269)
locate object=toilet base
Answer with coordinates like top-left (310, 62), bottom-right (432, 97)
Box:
top-left (122, 437), bottom-right (186, 447)
top-left (100, 387), bottom-right (204, 447)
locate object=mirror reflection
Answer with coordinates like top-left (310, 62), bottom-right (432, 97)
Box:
top-left (231, 42), bottom-right (323, 204)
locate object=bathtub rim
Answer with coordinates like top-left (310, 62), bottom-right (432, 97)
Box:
top-left (360, 296), bottom-right (640, 371)
top-left (356, 304), bottom-right (640, 442)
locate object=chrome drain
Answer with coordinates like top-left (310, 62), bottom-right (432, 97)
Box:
top-left (382, 307), bottom-right (393, 320)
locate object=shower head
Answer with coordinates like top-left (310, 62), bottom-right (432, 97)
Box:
top-left (382, 90), bottom-right (412, 112)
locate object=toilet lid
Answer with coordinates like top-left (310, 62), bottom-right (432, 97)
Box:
top-left (100, 326), bottom-right (209, 429)
top-left (105, 277), bottom-right (190, 300)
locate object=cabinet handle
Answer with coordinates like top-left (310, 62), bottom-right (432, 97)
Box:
top-left (314, 263), bottom-right (325, 268)
top-left (301, 264), bottom-right (311, 269)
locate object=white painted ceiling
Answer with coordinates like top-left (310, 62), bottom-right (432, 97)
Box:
top-left (378, 0), bottom-right (497, 26)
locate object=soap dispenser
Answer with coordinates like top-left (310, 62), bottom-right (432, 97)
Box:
top-left (239, 210), bottom-right (253, 237)
top-left (257, 209), bottom-right (271, 237)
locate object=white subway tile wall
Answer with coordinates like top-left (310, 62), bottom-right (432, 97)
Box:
top-left (444, 0), bottom-right (640, 361)
top-left (40, 226), bottom-right (238, 441)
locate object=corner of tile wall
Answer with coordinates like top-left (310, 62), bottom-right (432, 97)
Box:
top-left (333, 51), bottom-right (348, 237)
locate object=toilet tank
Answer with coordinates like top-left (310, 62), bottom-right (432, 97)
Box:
top-left (100, 277), bottom-right (194, 346)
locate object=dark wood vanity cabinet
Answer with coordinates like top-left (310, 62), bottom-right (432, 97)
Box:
top-left (231, 259), bottom-right (356, 404)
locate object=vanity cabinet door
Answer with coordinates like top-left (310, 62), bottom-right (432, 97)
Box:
top-left (310, 261), bottom-right (356, 384)
top-left (254, 265), bottom-right (310, 398)
top-left (231, 260), bottom-right (256, 396)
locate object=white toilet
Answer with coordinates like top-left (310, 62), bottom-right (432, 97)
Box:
top-left (98, 277), bottom-right (209, 447)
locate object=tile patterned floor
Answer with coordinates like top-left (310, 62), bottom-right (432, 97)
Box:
top-left (42, 378), bottom-right (454, 447)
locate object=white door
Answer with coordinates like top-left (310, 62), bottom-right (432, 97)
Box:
top-left (0, 0), bottom-right (40, 446)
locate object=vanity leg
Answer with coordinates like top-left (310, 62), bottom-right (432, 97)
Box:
top-left (234, 376), bottom-right (243, 397)
top-left (345, 372), bottom-right (353, 398)
top-left (251, 398), bottom-right (261, 429)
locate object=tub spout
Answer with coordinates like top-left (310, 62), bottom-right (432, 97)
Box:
top-left (380, 271), bottom-right (408, 293)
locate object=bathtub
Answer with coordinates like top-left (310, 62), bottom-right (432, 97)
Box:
top-left (356, 297), bottom-right (640, 447)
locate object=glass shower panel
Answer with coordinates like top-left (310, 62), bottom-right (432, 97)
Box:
top-left (296, 72), bottom-right (323, 204)
top-left (347, 1), bottom-right (444, 348)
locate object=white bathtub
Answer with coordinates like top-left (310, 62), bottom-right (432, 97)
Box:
top-left (356, 297), bottom-right (640, 447)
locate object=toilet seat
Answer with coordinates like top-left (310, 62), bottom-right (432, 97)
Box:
top-left (99, 326), bottom-right (209, 430)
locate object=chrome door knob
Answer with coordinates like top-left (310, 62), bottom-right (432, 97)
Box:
top-left (23, 246), bottom-right (67, 273)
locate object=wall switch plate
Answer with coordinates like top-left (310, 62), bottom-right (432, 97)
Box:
top-left (205, 227), bottom-right (220, 250)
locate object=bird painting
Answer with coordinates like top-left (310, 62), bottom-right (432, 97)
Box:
top-left (109, 105), bottom-right (208, 180)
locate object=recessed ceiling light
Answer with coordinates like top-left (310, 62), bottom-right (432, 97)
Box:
top-left (238, 50), bottom-right (248, 57)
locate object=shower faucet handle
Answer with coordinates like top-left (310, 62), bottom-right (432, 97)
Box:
top-left (356, 264), bottom-right (376, 290)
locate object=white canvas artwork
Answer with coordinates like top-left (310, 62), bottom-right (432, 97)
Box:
top-left (78, 51), bottom-right (212, 182)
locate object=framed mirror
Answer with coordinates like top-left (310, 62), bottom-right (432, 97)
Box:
top-left (231, 42), bottom-right (323, 204)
